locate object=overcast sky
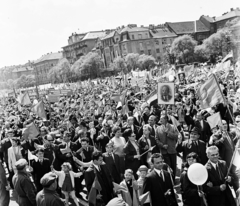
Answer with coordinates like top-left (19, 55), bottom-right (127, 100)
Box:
top-left (0, 0), bottom-right (238, 68)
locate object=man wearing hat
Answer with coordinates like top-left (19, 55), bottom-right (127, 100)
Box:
top-left (177, 127), bottom-right (207, 165)
top-left (36, 172), bottom-right (65, 206)
top-left (12, 158), bottom-right (37, 206)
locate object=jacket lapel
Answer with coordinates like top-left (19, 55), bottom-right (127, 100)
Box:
top-left (152, 170), bottom-right (165, 193)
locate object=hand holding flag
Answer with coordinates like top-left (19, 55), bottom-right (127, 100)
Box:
top-left (140, 145), bottom-right (156, 157)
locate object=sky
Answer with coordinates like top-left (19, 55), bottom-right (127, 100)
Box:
top-left (0, 0), bottom-right (239, 68)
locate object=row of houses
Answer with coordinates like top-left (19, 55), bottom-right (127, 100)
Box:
top-left (2, 8), bottom-right (240, 85)
top-left (62, 8), bottom-right (240, 68)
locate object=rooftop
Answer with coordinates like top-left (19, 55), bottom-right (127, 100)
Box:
top-left (215, 9), bottom-right (240, 22)
top-left (167, 20), bottom-right (209, 34)
top-left (150, 27), bottom-right (177, 38)
top-left (120, 26), bottom-right (149, 34)
top-left (12, 67), bottom-right (34, 73)
top-left (101, 30), bottom-right (119, 40)
top-left (81, 31), bottom-right (106, 41)
top-left (34, 52), bottom-right (63, 64)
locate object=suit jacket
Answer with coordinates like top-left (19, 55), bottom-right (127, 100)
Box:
top-left (161, 94), bottom-right (172, 102)
top-left (204, 160), bottom-right (236, 206)
top-left (123, 140), bottom-right (141, 177)
top-left (57, 141), bottom-right (77, 171)
top-left (176, 139), bottom-right (207, 165)
top-left (76, 146), bottom-right (94, 163)
top-left (103, 152), bottom-right (124, 184)
top-left (155, 124), bottom-right (178, 154)
top-left (143, 169), bottom-right (178, 206)
top-left (0, 138), bottom-right (12, 163)
top-left (194, 120), bottom-right (212, 142)
top-left (32, 158), bottom-right (51, 183)
top-left (84, 164), bottom-right (114, 205)
top-left (138, 135), bottom-right (159, 166)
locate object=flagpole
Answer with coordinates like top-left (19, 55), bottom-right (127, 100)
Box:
top-left (226, 139), bottom-right (240, 178)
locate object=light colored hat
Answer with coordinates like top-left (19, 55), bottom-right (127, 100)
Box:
top-left (15, 159), bottom-right (28, 170)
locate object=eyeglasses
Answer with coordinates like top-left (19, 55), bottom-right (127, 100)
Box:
top-left (187, 155), bottom-right (197, 159)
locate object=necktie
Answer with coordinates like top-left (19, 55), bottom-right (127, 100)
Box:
top-left (216, 164), bottom-right (222, 180)
top-left (98, 166), bottom-right (101, 172)
top-left (160, 171), bottom-right (165, 182)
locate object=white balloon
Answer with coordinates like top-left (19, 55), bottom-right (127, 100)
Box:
top-left (169, 75), bottom-right (174, 82)
top-left (187, 163), bottom-right (208, 185)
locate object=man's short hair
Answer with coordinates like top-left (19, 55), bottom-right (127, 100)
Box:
top-left (81, 138), bottom-right (89, 143)
top-left (206, 146), bottom-right (219, 156)
top-left (92, 151), bottom-right (103, 161)
top-left (150, 153), bottom-right (163, 163)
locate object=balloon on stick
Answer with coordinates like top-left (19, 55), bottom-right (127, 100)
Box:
top-left (187, 163), bottom-right (208, 185)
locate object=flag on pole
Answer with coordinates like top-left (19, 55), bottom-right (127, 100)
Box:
top-left (207, 112), bottom-right (223, 129)
top-left (22, 122), bottom-right (40, 140)
top-left (32, 101), bottom-right (47, 119)
top-left (88, 176), bottom-right (102, 206)
top-left (145, 90), bottom-right (157, 105)
top-left (113, 182), bottom-right (128, 193)
top-left (28, 150), bottom-right (38, 161)
top-left (19, 93), bottom-right (31, 105)
top-left (233, 148), bottom-right (240, 169)
top-left (197, 74), bottom-right (225, 109)
top-left (139, 191), bottom-right (151, 205)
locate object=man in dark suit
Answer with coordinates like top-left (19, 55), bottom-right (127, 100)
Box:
top-left (194, 112), bottom-right (212, 143)
top-left (85, 151), bottom-right (115, 206)
top-left (75, 138), bottom-right (94, 163)
top-left (204, 146), bottom-right (236, 206)
top-left (30, 148), bottom-right (51, 192)
top-left (177, 127), bottom-right (208, 165)
top-left (161, 85), bottom-right (172, 102)
top-left (102, 142), bottom-right (124, 184)
top-left (143, 153), bottom-right (178, 206)
top-left (122, 116), bottom-right (140, 140)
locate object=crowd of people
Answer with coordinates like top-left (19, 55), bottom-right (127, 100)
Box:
top-left (0, 64), bottom-right (240, 206)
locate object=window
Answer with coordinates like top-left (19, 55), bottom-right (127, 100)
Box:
top-left (139, 42), bottom-right (144, 50)
top-left (156, 48), bottom-right (160, 53)
top-left (132, 35), bottom-right (135, 40)
top-left (148, 50), bottom-right (151, 55)
top-left (138, 34), bottom-right (142, 39)
top-left (145, 33), bottom-right (149, 38)
top-left (140, 50), bottom-right (144, 54)
top-left (155, 40), bottom-right (159, 45)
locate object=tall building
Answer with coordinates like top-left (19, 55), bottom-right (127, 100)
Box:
top-left (62, 31), bottom-right (107, 64)
top-left (33, 52), bottom-right (63, 85)
top-left (99, 24), bottom-right (177, 67)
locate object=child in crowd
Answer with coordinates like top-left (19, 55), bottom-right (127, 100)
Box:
top-left (137, 165), bottom-right (148, 196)
top-left (120, 169), bottom-right (139, 206)
top-left (51, 162), bottom-right (82, 206)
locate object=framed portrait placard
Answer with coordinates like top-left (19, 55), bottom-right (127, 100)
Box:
top-left (158, 82), bottom-right (175, 105)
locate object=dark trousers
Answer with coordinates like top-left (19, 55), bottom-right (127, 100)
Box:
top-left (163, 153), bottom-right (177, 180)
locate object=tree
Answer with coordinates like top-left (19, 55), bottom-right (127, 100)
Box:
top-left (137, 54), bottom-right (155, 70)
top-left (171, 34), bottom-right (197, 64)
top-left (125, 53), bottom-right (139, 71)
top-left (203, 28), bottom-right (232, 60)
top-left (110, 56), bottom-right (127, 73)
top-left (194, 44), bottom-right (209, 62)
top-left (80, 52), bottom-right (103, 79)
top-left (163, 44), bottom-right (175, 64)
top-left (48, 58), bottom-right (72, 83)
top-left (71, 55), bottom-right (86, 80)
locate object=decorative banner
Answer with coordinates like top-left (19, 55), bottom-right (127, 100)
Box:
top-left (206, 112), bottom-right (222, 129)
top-left (48, 95), bottom-right (60, 103)
top-left (157, 82), bottom-right (175, 105)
